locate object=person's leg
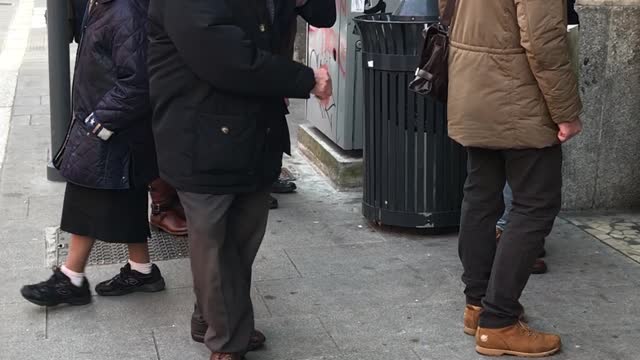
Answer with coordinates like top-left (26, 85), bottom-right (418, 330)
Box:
top-left (459, 147), bottom-right (506, 307)
top-left (21, 232), bottom-right (93, 306)
top-left (480, 145), bottom-right (562, 328)
top-left (225, 190), bottom-right (271, 350)
top-left (496, 184), bottom-right (513, 232)
top-left (127, 243), bottom-right (150, 263)
top-left (95, 187), bottom-right (165, 297)
top-left (64, 234), bottom-right (95, 272)
top-left (178, 191), bottom-right (254, 354)
top-left (94, 241), bottom-right (165, 296)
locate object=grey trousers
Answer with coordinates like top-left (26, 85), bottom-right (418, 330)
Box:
top-left (178, 190), bottom-right (271, 353)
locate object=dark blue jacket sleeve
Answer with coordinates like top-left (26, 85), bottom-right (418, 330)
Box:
top-left (93, 16), bottom-right (150, 132)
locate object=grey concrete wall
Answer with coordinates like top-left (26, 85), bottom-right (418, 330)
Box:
top-left (563, 0), bottom-right (640, 210)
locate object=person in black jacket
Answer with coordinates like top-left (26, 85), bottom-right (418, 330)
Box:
top-left (148, 0), bottom-right (335, 358)
top-left (21, 0), bottom-right (165, 307)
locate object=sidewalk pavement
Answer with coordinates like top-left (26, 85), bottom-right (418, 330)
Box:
top-left (1, 2), bottom-right (640, 360)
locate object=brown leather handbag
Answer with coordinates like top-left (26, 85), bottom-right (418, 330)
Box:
top-left (408, 0), bottom-right (458, 103)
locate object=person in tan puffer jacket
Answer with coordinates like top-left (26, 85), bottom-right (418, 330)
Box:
top-left (441, 0), bottom-right (583, 357)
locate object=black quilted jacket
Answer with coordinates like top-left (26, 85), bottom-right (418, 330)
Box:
top-left (54, 0), bottom-right (157, 190)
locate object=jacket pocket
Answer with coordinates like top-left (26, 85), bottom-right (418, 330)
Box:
top-left (193, 114), bottom-right (262, 174)
top-left (59, 120), bottom-right (130, 189)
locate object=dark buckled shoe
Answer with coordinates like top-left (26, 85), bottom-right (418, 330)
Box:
top-left (192, 310), bottom-right (266, 351)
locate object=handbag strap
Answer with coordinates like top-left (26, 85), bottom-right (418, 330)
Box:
top-left (441, 0), bottom-right (459, 28)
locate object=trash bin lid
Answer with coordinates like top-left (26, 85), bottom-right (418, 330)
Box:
top-left (393, 0), bottom-right (440, 19)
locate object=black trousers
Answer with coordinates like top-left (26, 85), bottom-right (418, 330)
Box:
top-left (459, 146), bottom-right (562, 328)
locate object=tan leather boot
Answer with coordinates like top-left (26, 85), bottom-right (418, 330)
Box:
top-left (476, 321), bottom-right (561, 357)
top-left (464, 305), bottom-right (483, 335)
top-left (149, 178), bottom-right (188, 236)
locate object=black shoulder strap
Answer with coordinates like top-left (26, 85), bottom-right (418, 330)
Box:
top-left (441, 0), bottom-right (458, 27)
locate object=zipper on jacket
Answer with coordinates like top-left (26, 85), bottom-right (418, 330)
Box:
top-left (53, 1), bottom-right (98, 166)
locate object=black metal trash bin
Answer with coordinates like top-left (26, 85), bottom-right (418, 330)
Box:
top-left (355, 14), bottom-right (467, 229)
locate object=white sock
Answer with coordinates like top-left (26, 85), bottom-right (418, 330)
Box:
top-left (129, 260), bottom-right (153, 275)
top-left (61, 265), bottom-right (85, 287)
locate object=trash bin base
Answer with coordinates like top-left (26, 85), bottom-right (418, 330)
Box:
top-left (363, 201), bottom-right (461, 229)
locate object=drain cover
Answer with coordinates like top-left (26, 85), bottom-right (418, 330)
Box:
top-left (48, 227), bottom-right (190, 267)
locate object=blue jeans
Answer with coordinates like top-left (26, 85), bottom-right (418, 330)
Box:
top-left (496, 184), bottom-right (512, 230)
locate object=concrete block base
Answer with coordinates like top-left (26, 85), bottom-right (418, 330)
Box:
top-left (297, 124), bottom-right (363, 189)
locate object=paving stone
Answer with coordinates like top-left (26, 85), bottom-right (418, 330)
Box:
top-left (249, 315), bottom-right (341, 360)
top-left (254, 247), bottom-right (301, 281)
top-left (45, 288), bottom-right (196, 339)
top-left (2, 330), bottom-right (159, 360)
top-left (26, 194), bottom-right (64, 226)
top-left (320, 301), bottom-right (465, 353)
top-left (0, 193), bottom-right (29, 220)
top-left (284, 242), bottom-right (410, 277)
top-left (152, 325), bottom-right (211, 360)
top-left (29, 113), bottom-right (50, 125)
top-left (256, 266), bottom-right (460, 317)
top-left (12, 96), bottom-right (40, 106)
top-left (1, 266), bottom-right (52, 305)
top-left (0, 302), bottom-right (46, 341)
top-left (11, 105), bottom-right (50, 116)
top-left (0, 238), bottom-right (45, 271)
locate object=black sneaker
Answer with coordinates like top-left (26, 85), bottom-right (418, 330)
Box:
top-left (21, 267), bottom-right (92, 307)
top-left (95, 263), bottom-right (165, 296)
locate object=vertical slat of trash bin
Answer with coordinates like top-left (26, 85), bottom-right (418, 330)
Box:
top-left (375, 69), bottom-right (383, 208)
top-left (396, 73), bottom-right (406, 211)
top-left (381, 70), bottom-right (390, 210)
top-left (416, 90), bottom-right (426, 214)
top-left (436, 101), bottom-right (446, 211)
top-left (403, 72), bottom-right (415, 213)
top-left (424, 97), bottom-right (434, 211)
top-left (387, 72), bottom-right (397, 210)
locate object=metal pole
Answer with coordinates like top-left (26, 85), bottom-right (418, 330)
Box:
top-left (46, 0), bottom-right (71, 182)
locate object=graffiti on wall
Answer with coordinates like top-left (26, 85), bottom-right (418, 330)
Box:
top-left (307, 0), bottom-right (351, 132)
top-left (308, 26), bottom-right (338, 129)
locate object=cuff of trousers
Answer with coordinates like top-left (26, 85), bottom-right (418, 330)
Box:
top-left (296, 0), bottom-right (308, 7)
top-left (84, 113), bottom-right (114, 141)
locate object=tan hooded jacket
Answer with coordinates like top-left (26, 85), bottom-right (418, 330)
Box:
top-left (440, 0), bottom-right (582, 149)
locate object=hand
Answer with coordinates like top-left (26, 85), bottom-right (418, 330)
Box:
top-left (557, 117), bottom-right (582, 143)
top-left (311, 67), bottom-right (332, 100)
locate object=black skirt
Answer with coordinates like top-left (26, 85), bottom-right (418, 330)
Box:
top-left (60, 182), bottom-right (150, 244)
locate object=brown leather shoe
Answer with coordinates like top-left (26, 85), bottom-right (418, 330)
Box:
top-left (149, 178), bottom-right (188, 236)
top-left (464, 304), bottom-right (482, 336)
top-left (192, 311), bottom-right (266, 351)
top-left (210, 353), bottom-right (244, 360)
top-left (476, 321), bottom-right (561, 357)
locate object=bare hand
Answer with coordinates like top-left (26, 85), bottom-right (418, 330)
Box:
top-left (312, 67), bottom-right (332, 100)
top-left (557, 117), bottom-right (582, 143)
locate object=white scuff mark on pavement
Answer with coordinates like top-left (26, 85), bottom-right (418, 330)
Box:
top-left (0, 0), bottom-right (35, 170)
